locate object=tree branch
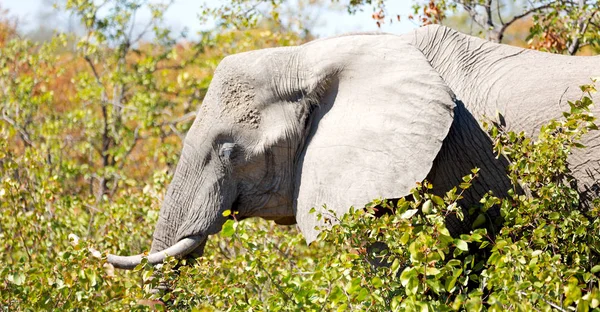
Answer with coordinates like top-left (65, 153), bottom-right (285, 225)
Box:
top-left (496, 0), bottom-right (504, 25)
top-left (84, 55), bottom-right (105, 89)
top-left (516, 291), bottom-right (567, 312)
top-left (503, 2), bottom-right (556, 29)
top-left (485, 0), bottom-right (494, 28)
top-left (460, 2), bottom-right (487, 30)
top-left (1, 114), bottom-right (33, 147)
top-left (170, 111), bottom-right (196, 124)
top-left (568, 7), bottom-right (599, 55)
top-left (567, 0), bottom-right (586, 55)
top-left (498, 2), bottom-right (557, 42)
top-left (118, 126), bottom-right (140, 170)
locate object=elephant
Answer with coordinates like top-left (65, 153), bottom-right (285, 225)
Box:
top-left (106, 25), bottom-right (600, 270)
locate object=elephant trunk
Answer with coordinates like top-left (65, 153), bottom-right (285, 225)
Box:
top-left (106, 142), bottom-right (227, 270)
top-left (105, 187), bottom-right (209, 270)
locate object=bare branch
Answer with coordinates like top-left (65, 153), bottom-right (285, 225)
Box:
top-left (516, 291), bottom-right (567, 312)
top-left (497, 2), bottom-right (558, 43)
top-left (496, 0), bottom-right (504, 25)
top-left (131, 0), bottom-right (175, 45)
top-left (568, 7), bottom-right (599, 55)
top-left (485, 0), bottom-right (494, 28)
top-left (127, 3), bottom-right (139, 43)
top-left (460, 3), bottom-right (487, 30)
top-left (169, 124), bottom-right (185, 141)
top-left (118, 126), bottom-right (141, 170)
top-left (131, 19), bottom-right (154, 44)
top-left (502, 2), bottom-right (556, 28)
top-left (1, 114), bottom-right (33, 147)
top-left (84, 55), bottom-right (104, 89)
top-left (170, 111), bottom-right (196, 124)
top-left (567, 0), bottom-right (586, 55)
top-left (83, 203), bottom-right (102, 213)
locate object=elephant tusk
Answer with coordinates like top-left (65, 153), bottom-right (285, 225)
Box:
top-left (106, 235), bottom-right (205, 270)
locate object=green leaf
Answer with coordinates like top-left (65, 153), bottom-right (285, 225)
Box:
top-left (425, 267), bottom-right (440, 276)
top-left (400, 232), bottom-right (411, 245)
top-left (400, 267), bottom-right (414, 287)
top-left (454, 239), bottom-right (468, 251)
top-left (9, 272), bottom-right (26, 285)
top-left (221, 219), bottom-right (235, 237)
top-left (142, 269), bottom-right (154, 282)
top-left (471, 214), bottom-right (486, 228)
top-left (465, 296), bottom-right (482, 312)
top-left (431, 195), bottom-right (444, 206)
top-left (329, 286), bottom-right (344, 302)
top-left (439, 226), bottom-right (451, 237)
top-left (422, 200), bottom-right (433, 214)
top-left (391, 258), bottom-right (401, 273)
top-left (426, 279), bottom-right (444, 294)
top-left (531, 250), bottom-right (543, 257)
top-left (549, 212), bottom-right (560, 220)
top-left (591, 265), bottom-right (600, 273)
top-left (355, 287), bottom-right (369, 301)
top-left (336, 304), bottom-right (348, 312)
top-left (346, 277), bottom-right (362, 295)
top-left (372, 277), bottom-right (383, 288)
top-left (400, 209), bottom-right (418, 219)
top-left (445, 276), bottom-right (458, 292)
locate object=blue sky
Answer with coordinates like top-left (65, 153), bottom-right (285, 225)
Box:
top-left (2, 0), bottom-right (417, 38)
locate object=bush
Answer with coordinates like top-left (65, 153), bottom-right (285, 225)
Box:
top-left (1, 1), bottom-right (598, 309)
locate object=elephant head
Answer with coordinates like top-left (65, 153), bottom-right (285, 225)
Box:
top-left (107, 34), bottom-right (457, 269)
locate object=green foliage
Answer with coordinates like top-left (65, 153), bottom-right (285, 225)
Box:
top-left (63, 0), bottom-right (211, 200)
top-left (200, 0), bottom-right (285, 29)
top-left (480, 82), bottom-right (600, 311)
top-left (1, 1), bottom-right (599, 310)
top-left (0, 129), bottom-right (162, 309)
top-left (349, 0), bottom-right (600, 54)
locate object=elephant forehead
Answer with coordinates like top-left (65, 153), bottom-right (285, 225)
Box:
top-left (200, 47), bottom-right (302, 130)
top-left (217, 77), bottom-right (260, 129)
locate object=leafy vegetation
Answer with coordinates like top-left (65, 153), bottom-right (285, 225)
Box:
top-left (1, 0), bottom-right (599, 311)
top-left (351, 0), bottom-right (600, 54)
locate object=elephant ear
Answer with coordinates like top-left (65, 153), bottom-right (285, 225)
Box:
top-left (294, 35), bottom-right (456, 243)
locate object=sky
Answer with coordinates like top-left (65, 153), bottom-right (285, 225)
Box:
top-left (1, 0), bottom-right (418, 38)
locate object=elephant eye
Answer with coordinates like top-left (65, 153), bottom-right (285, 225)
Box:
top-left (219, 143), bottom-right (236, 160)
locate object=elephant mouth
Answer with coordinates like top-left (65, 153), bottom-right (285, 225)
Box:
top-left (106, 235), bottom-right (205, 270)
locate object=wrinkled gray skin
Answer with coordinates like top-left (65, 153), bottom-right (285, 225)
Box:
top-left (409, 25), bottom-right (600, 207)
top-left (107, 25), bottom-right (600, 269)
